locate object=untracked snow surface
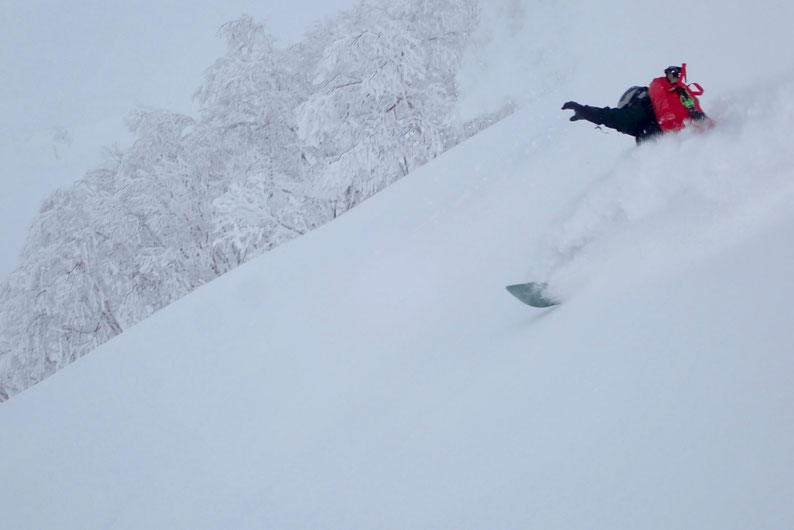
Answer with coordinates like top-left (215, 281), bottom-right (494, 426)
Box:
top-left (3, 1), bottom-right (794, 529)
top-left (2, 72), bottom-right (794, 528)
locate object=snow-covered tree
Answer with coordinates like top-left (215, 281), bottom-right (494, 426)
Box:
top-left (193, 15), bottom-right (319, 269)
top-left (0, 179), bottom-right (121, 395)
top-left (107, 108), bottom-right (217, 318)
top-left (0, 1), bottom-right (486, 400)
top-left (295, 0), bottom-right (478, 212)
top-left (0, 110), bottom-right (213, 396)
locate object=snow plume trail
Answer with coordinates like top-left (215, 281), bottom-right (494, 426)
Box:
top-left (453, 0), bottom-right (574, 122)
top-left (529, 73), bottom-right (794, 299)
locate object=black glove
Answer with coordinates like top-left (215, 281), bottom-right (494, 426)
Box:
top-left (562, 101), bottom-right (585, 121)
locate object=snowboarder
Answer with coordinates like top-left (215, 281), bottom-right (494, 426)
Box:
top-left (562, 64), bottom-right (709, 143)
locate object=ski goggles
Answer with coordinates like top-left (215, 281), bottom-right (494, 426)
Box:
top-left (665, 66), bottom-right (682, 78)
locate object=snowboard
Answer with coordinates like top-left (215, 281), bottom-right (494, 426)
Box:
top-left (505, 282), bottom-right (560, 308)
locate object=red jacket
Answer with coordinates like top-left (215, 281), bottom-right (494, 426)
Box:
top-left (649, 76), bottom-right (706, 132)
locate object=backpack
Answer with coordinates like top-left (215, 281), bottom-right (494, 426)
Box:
top-left (617, 86), bottom-right (649, 109)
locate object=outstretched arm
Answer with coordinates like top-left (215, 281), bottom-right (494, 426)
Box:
top-left (598, 106), bottom-right (646, 137)
top-left (562, 101), bottom-right (604, 124)
top-left (563, 102), bottom-right (644, 137)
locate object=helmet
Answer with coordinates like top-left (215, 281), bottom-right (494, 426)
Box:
top-left (665, 65), bottom-right (682, 78)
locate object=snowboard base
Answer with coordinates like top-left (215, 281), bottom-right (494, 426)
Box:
top-left (505, 282), bottom-right (560, 308)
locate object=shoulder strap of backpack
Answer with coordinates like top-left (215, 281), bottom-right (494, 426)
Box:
top-left (681, 63), bottom-right (704, 96)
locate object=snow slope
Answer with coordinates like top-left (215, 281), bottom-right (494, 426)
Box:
top-left (3, 1), bottom-right (794, 528)
top-left (1, 63), bottom-right (794, 527)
